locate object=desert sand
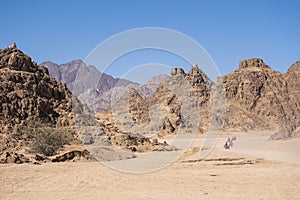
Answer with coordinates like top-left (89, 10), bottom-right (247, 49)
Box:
top-left (1, 132), bottom-right (300, 200)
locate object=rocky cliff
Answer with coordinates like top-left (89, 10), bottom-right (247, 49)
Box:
top-left (122, 59), bottom-right (300, 139)
top-left (222, 58), bottom-right (290, 131)
top-left (11, 43), bottom-right (286, 164)
top-left (221, 58), bottom-right (299, 138)
top-left (0, 44), bottom-right (73, 131)
top-left (281, 61), bottom-right (300, 138)
top-left (111, 64), bottom-right (212, 137)
top-left (0, 43), bottom-right (75, 159)
top-left (0, 44), bottom-right (172, 164)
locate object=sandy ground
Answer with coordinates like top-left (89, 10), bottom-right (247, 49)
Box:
top-left (1, 133), bottom-right (300, 200)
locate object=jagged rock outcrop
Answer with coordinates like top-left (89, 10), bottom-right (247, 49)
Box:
top-left (185, 64), bottom-right (213, 107)
top-left (222, 58), bottom-right (299, 139)
top-left (120, 59), bottom-right (300, 139)
top-left (51, 150), bottom-right (95, 162)
top-left (0, 44), bottom-right (174, 164)
top-left (0, 152), bottom-right (30, 164)
top-left (113, 64), bottom-right (212, 137)
top-left (0, 43), bottom-right (76, 159)
top-left (238, 58), bottom-right (271, 70)
top-left (280, 60), bottom-right (300, 138)
top-left (222, 58), bottom-right (286, 131)
top-left (161, 65), bottom-right (213, 134)
top-left (94, 112), bottom-right (177, 153)
top-left (0, 44), bottom-right (73, 130)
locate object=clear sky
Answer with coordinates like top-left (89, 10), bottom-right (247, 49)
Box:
top-left (1, 0), bottom-right (300, 82)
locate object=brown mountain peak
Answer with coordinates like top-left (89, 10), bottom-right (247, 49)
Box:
top-left (238, 58), bottom-right (271, 70)
top-left (287, 60), bottom-right (300, 73)
top-left (0, 43), bottom-right (48, 75)
top-left (186, 64), bottom-right (213, 86)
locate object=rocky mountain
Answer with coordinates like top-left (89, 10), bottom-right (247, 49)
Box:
top-left (40, 60), bottom-right (135, 96)
top-left (282, 61), bottom-right (300, 138)
top-left (221, 58), bottom-right (300, 139)
top-left (88, 74), bottom-right (168, 112)
top-left (119, 59), bottom-right (300, 140)
top-left (0, 43), bottom-right (75, 160)
top-left (41, 60), bottom-right (168, 112)
top-left (137, 74), bottom-right (168, 98)
top-left (222, 58), bottom-right (289, 131)
top-left (2, 42), bottom-right (298, 165)
top-left (0, 44), bottom-right (171, 164)
top-left (110, 64), bottom-right (213, 138)
top-left (42, 57), bottom-right (300, 140)
top-left (0, 44), bottom-right (74, 131)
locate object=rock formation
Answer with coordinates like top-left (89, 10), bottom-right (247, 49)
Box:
top-left (41, 60), bottom-right (121, 96)
top-left (222, 58), bottom-right (299, 139)
top-left (221, 58), bottom-right (288, 131)
top-left (119, 59), bottom-right (300, 139)
top-left (0, 43), bottom-right (76, 162)
top-left (0, 41), bottom-right (300, 163)
top-left (0, 44), bottom-right (173, 164)
top-left (0, 44), bottom-right (73, 131)
top-left (280, 60), bottom-right (300, 138)
top-left (42, 58), bottom-right (300, 139)
top-left (109, 64), bottom-right (212, 137)
top-left (41, 60), bottom-right (166, 112)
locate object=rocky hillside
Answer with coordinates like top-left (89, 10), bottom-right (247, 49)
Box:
top-left (41, 60), bottom-right (167, 112)
top-left (222, 58), bottom-right (290, 131)
top-left (282, 61), bottom-right (300, 138)
top-left (121, 59), bottom-right (300, 139)
top-left (40, 60), bottom-right (136, 96)
top-left (221, 58), bottom-right (300, 139)
top-left (1, 42), bottom-right (297, 166)
top-left (67, 58), bottom-right (300, 139)
top-left (110, 64), bottom-right (212, 137)
top-left (0, 43), bottom-right (76, 161)
top-left (0, 43), bottom-right (73, 132)
top-left (0, 44), bottom-right (171, 164)
top-left (41, 60), bottom-right (140, 112)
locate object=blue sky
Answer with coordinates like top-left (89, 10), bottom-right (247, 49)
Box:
top-left (1, 0), bottom-right (300, 82)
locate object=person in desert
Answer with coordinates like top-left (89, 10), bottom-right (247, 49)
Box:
top-left (224, 137), bottom-right (234, 149)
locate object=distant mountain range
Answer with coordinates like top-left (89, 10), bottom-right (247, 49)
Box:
top-left (93, 59), bottom-right (300, 140)
top-left (41, 57), bottom-right (300, 140)
top-left (40, 60), bottom-right (135, 94)
top-left (41, 58), bottom-right (300, 139)
top-left (1, 43), bottom-right (300, 164)
top-left (41, 60), bottom-right (167, 112)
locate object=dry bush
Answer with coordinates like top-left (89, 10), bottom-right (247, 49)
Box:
top-left (25, 121), bottom-right (73, 156)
